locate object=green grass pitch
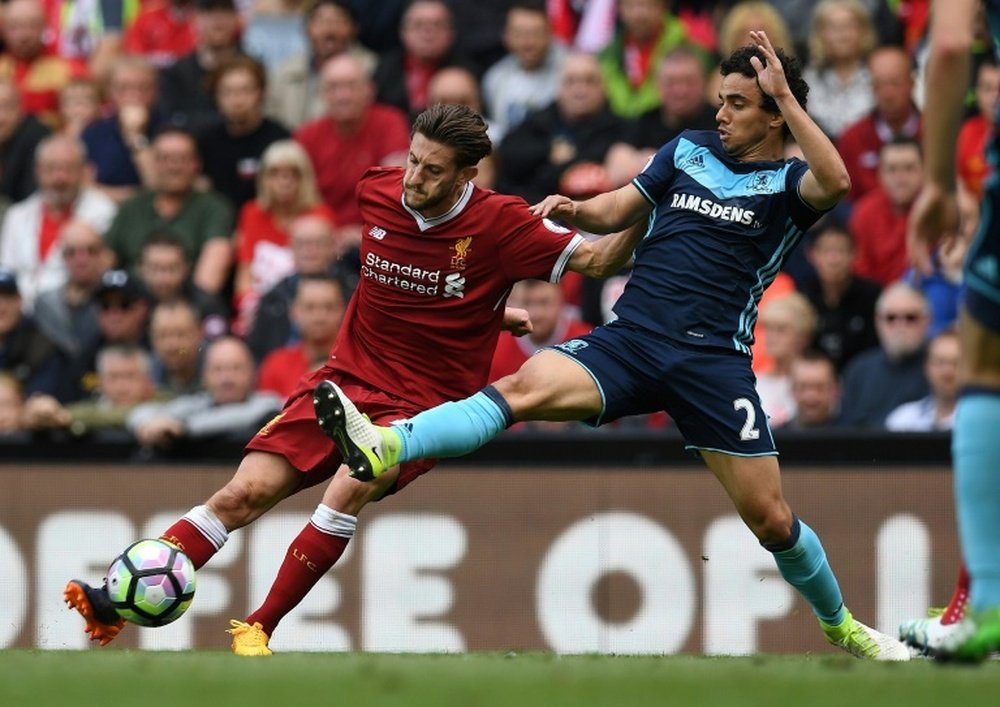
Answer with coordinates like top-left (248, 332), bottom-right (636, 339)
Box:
top-left (2, 651), bottom-right (999, 707)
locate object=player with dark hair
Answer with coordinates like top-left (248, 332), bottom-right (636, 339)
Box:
top-left (902, 0), bottom-right (1000, 662)
top-left (63, 102), bottom-right (647, 654)
top-left (319, 33), bottom-right (910, 660)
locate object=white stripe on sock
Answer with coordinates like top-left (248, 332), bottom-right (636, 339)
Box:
top-left (183, 505), bottom-right (229, 550)
top-left (311, 504), bottom-right (357, 539)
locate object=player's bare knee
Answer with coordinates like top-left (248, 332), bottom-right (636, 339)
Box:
top-left (494, 369), bottom-right (549, 412)
top-left (207, 479), bottom-right (270, 527)
top-left (754, 505), bottom-right (795, 546)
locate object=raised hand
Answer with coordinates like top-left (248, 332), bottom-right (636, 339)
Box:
top-left (748, 30), bottom-right (791, 101)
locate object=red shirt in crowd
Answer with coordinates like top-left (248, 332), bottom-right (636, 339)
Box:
top-left (294, 104), bottom-right (410, 227)
top-left (258, 344), bottom-right (316, 401)
top-left (849, 186), bottom-right (910, 286)
top-left (957, 114), bottom-right (991, 199)
top-left (837, 111), bottom-right (922, 202)
top-left (124, 1), bottom-right (197, 67)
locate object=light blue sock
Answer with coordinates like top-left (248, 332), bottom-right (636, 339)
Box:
top-left (766, 517), bottom-right (846, 625)
top-left (393, 387), bottom-right (514, 463)
top-left (953, 392), bottom-right (1000, 611)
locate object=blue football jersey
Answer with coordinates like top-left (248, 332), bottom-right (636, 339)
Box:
top-left (615, 129), bottom-right (826, 354)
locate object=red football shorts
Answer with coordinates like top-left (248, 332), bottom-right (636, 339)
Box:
top-left (245, 363), bottom-right (436, 497)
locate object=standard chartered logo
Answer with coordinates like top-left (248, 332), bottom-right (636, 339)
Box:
top-left (443, 272), bottom-right (466, 298)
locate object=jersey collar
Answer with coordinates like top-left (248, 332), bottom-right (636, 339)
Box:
top-left (401, 181), bottom-right (474, 232)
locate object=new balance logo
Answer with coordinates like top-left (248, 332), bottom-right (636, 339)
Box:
top-left (369, 226), bottom-right (387, 240)
top-left (685, 154), bottom-right (705, 169)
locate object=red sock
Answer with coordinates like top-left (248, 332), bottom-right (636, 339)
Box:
top-left (941, 563), bottom-right (970, 625)
top-left (160, 519), bottom-right (220, 570)
top-left (246, 523), bottom-right (351, 636)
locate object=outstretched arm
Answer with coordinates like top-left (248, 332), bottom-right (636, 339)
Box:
top-left (750, 30), bottom-right (851, 210)
top-left (907, 0), bottom-right (976, 273)
top-left (565, 217), bottom-right (649, 279)
top-left (528, 183), bottom-right (651, 234)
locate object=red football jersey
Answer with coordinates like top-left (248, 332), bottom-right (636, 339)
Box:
top-left (327, 167), bottom-right (584, 408)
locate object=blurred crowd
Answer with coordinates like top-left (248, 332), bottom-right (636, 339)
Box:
top-left (0, 0), bottom-right (986, 449)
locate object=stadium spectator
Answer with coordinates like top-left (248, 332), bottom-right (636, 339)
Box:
top-left (157, 0), bottom-right (244, 135)
top-left (56, 78), bottom-right (101, 139)
top-left (755, 292), bottom-right (819, 428)
top-left (596, 0), bottom-right (693, 119)
top-left (0, 371), bottom-right (26, 437)
top-left (481, 1), bottom-right (567, 142)
top-left (266, 0), bottom-right (376, 130)
top-left (294, 54), bottom-right (409, 247)
top-left (148, 299), bottom-right (206, 397)
top-left (0, 77), bottom-right (50, 203)
top-left (489, 279), bottom-right (592, 382)
top-left (233, 140), bottom-right (336, 329)
top-left (33, 221), bottom-right (109, 360)
top-left (0, 135), bottom-right (116, 309)
top-left (604, 46), bottom-right (718, 187)
top-left (22, 345), bottom-right (159, 439)
top-left (708, 1), bottom-right (795, 103)
top-left (849, 137), bottom-right (923, 286)
top-left (349, 0), bottom-right (407, 55)
top-left (750, 272), bottom-right (798, 375)
top-left (838, 46), bottom-right (920, 202)
top-left (198, 56), bottom-right (291, 211)
top-left (242, 0), bottom-right (308, 74)
top-left (63, 269), bottom-right (152, 402)
top-left (956, 57), bottom-right (1000, 200)
top-left (427, 66), bottom-right (499, 189)
top-left (802, 0), bottom-right (876, 139)
top-left (904, 206), bottom-right (971, 338)
top-left (785, 349), bottom-right (843, 429)
top-left (0, 0), bottom-right (76, 128)
top-left (126, 336), bottom-right (281, 448)
top-left (245, 213), bottom-right (354, 362)
top-left (138, 231), bottom-right (229, 337)
top-left (884, 328), bottom-right (959, 432)
top-left (839, 281), bottom-right (930, 428)
top-left (373, 0), bottom-right (470, 121)
top-left (41, 0), bottom-right (126, 85)
top-left (125, 0), bottom-right (198, 69)
top-left (103, 128), bottom-right (235, 297)
top-left (0, 266), bottom-right (62, 398)
top-left (81, 56), bottom-right (164, 203)
top-left (800, 222), bottom-right (881, 370)
top-left (497, 52), bottom-right (623, 204)
top-left (257, 274), bottom-right (346, 400)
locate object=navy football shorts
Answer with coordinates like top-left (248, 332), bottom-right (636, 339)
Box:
top-left (965, 167), bottom-right (1000, 334)
top-left (548, 320), bottom-right (777, 456)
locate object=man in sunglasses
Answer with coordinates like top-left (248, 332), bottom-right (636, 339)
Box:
top-left (839, 281), bottom-right (931, 428)
top-left (63, 269), bottom-right (152, 402)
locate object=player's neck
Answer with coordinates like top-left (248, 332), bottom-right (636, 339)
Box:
top-left (732, 139), bottom-right (783, 163)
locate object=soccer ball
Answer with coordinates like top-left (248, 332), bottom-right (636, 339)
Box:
top-left (106, 539), bottom-right (197, 627)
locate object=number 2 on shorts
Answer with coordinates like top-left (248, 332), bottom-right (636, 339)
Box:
top-left (733, 398), bottom-right (760, 441)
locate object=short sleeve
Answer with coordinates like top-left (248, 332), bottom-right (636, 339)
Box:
top-left (785, 159), bottom-right (829, 231)
top-left (630, 138), bottom-right (680, 206)
top-left (496, 201), bottom-right (584, 284)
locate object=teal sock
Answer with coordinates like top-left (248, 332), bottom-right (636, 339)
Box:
top-left (766, 517), bottom-right (846, 625)
top-left (953, 391), bottom-right (1000, 611)
top-left (393, 387), bottom-right (513, 463)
